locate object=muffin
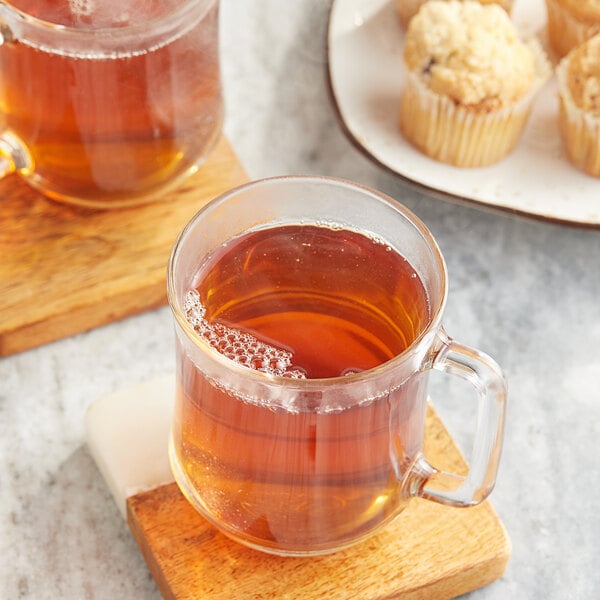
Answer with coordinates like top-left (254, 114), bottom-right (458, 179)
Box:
top-left (556, 34), bottom-right (600, 177)
top-left (395, 0), bottom-right (514, 29)
top-left (399, 1), bottom-right (551, 167)
top-left (545, 0), bottom-right (600, 58)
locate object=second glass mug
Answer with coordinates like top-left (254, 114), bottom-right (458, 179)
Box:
top-left (0, 0), bottom-right (222, 208)
top-left (167, 176), bottom-right (507, 556)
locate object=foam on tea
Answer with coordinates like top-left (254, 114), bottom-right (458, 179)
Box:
top-left (69, 0), bottom-right (93, 20)
top-left (10, 0), bottom-right (181, 28)
top-left (184, 289), bottom-right (306, 379)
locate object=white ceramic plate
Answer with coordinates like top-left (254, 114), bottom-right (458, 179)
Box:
top-left (327, 0), bottom-right (600, 227)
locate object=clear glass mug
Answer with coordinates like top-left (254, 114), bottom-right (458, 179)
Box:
top-left (0, 0), bottom-right (222, 208)
top-left (167, 176), bottom-right (507, 556)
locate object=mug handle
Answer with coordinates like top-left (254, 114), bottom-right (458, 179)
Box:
top-left (0, 24), bottom-right (30, 179)
top-left (413, 328), bottom-right (507, 507)
top-left (0, 131), bottom-right (29, 178)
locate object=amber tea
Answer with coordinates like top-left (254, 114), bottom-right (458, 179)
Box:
top-left (0, 0), bottom-right (222, 206)
top-left (168, 176), bottom-right (507, 556)
top-left (171, 224), bottom-right (432, 553)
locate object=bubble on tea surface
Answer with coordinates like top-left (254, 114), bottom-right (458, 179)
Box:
top-left (69, 0), bottom-right (94, 17)
top-left (68, 0), bottom-right (141, 27)
top-left (184, 290), bottom-right (306, 379)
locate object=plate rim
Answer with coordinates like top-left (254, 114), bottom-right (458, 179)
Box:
top-left (325, 0), bottom-right (600, 230)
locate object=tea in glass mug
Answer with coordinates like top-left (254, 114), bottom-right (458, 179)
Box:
top-left (167, 176), bottom-right (507, 556)
top-left (0, 0), bottom-right (222, 208)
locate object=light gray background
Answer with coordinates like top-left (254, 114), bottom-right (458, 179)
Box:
top-left (2, 1), bottom-right (599, 598)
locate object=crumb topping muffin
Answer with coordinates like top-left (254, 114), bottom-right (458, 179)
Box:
top-left (556, 34), bottom-right (600, 176)
top-left (399, 0), bottom-right (550, 167)
top-left (403, 1), bottom-right (535, 111)
top-left (565, 34), bottom-right (600, 114)
top-left (545, 0), bottom-right (600, 57)
top-left (556, 0), bottom-right (600, 22)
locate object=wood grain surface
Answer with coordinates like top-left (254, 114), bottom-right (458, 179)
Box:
top-left (127, 406), bottom-right (511, 600)
top-left (0, 136), bottom-right (248, 357)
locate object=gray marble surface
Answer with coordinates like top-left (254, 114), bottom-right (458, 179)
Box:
top-left (2, 1), bottom-right (600, 598)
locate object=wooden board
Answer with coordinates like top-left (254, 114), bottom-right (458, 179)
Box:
top-left (0, 136), bottom-right (248, 357)
top-left (126, 407), bottom-right (511, 600)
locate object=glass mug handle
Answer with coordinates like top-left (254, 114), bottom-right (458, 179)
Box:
top-left (413, 328), bottom-right (507, 507)
top-left (0, 22), bottom-right (29, 179)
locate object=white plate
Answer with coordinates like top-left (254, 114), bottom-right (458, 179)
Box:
top-left (327, 0), bottom-right (600, 227)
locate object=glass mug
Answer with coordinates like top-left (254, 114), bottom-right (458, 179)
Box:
top-left (0, 0), bottom-right (222, 208)
top-left (167, 176), bottom-right (507, 556)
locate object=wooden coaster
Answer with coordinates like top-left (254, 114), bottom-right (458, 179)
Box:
top-left (86, 377), bottom-right (511, 600)
top-left (0, 136), bottom-right (248, 357)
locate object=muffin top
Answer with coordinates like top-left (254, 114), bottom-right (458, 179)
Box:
top-left (564, 34), bottom-right (600, 115)
top-left (403, 0), bottom-right (536, 111)
top-left (397, 0), bottom-right (513, 19)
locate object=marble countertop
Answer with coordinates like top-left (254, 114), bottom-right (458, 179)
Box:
top-left (2, 1), bottom-right (600, 598)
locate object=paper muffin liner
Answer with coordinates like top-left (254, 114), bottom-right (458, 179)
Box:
top-left (556, 55), bottom-right (600, 177)
top-left (396, 0), bottom-right (514, 29)
top-left (398, 39), bottom-right (551, 168)
top-left (545, 0), bottom-right (600, 58)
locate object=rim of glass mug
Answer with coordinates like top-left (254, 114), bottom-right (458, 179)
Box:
top-left (0, 0), bottom-right (218, 58)
top-left (167, 174), bottom-right (448, 392)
